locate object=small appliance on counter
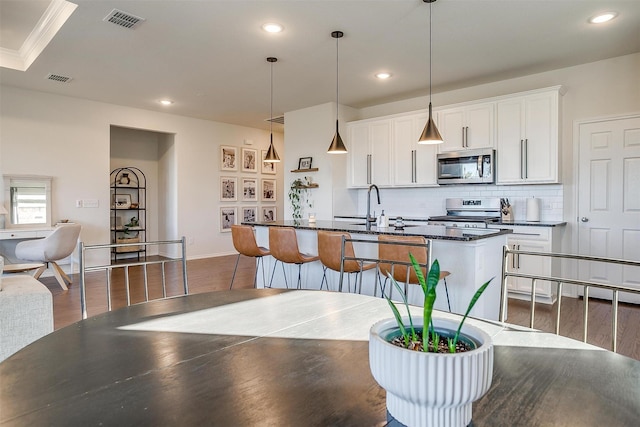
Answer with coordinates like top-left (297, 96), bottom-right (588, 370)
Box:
top-left (526, 197), bottom-right (541, 222)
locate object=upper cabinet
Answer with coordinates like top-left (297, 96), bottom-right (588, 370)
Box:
top-left (346, 86), bottom-right (564, 189)
top-left (392, 112), bottom-right (438, 187)
top-left (437, 102), bottom-right (495, 152)
top-left (496, 87), bottom-right (564, 184)
top-left (347, 119), bottom-right (393, 188)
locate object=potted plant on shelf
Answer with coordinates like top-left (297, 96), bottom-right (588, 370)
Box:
top-left (116, 217), bottom-right (141, 253)
top-left (369, 256), bottom-right (494, 427)
top-left (288, 177), bottom-right (314, 220)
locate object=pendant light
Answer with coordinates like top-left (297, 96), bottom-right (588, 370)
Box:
top-left (418, 0), bottom-right (443, 144)
top-left (327, 30), bottom-right (347, 154)
top-left (264, 57), bottom-right (281, 162)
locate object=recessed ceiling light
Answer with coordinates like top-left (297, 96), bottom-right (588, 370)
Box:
top-left (376, 72), bottom-right (392, 80)
top-left (159, 100), bottom-right (173, 105)
top-left (262, 23), bottom-right (284, 33)
top-left (589, 12), bottom-right (617, 24)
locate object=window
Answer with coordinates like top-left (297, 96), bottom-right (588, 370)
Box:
top-left (3, 175), bottom-right (52, 228)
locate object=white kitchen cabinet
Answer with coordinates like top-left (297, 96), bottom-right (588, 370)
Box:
top-left (437, 102), bottom-right (495, 152)
top-left (346, 119), bottom-right (392, 188)
top-left (496, 88), bottom-right (562, 184)
top-left (489, 225), bottom-right (562, 303)
top-left (392, 112), bottom-right (438, 187)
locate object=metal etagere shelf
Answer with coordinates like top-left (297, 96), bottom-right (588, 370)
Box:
top-left (110, 167), bottom-right (146, 262)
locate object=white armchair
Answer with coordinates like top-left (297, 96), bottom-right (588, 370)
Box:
top-left (15, 224), bottom-right (81, 290)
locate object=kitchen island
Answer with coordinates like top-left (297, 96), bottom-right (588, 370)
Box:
top-left (244, 220), bottom-right (511, 321)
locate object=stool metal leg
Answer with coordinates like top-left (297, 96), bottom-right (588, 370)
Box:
top-left (229, 253), bottom-right (241, 289)
top-left (320, 266), bottom-right (328, 290)
top-left (268, 259), bottom-right (279, 288)
top-left (444, 277), bottom-right (451, 312)
top-left (296, 264), bottom-right (302, 289)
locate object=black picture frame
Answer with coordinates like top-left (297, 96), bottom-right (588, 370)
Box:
top-left (298, 157), bottom-right (312, 170)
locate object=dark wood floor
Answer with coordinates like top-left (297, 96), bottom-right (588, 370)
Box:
top-left (37, 254), bottom-right (640, 361)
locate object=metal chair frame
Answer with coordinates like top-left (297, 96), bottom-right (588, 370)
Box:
top-left (500, 246), bottom-right (640, 353)
top-left (79, 237), bottom-right (189, 319)
top-left (339, 237), bottom-right (437, 299)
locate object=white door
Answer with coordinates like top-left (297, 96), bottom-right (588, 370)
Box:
top-left (578, 115), bottom-right (640, 303)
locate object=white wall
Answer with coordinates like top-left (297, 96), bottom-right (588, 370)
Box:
top-left (283, 102), bottom-right (358, 220)
top-left (0, 86), bottom-right (284, 261)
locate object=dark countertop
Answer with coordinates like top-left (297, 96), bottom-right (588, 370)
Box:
top-left (2, 290), bottom-right (638, 426)
top-left (244, 220), bottom-right (512, 241)
top-left (335, 215), bottom-right (567, 227)
top-left (334, 215), bottom-right (430, 222)
top-left (491, 220), bottom-right (567, 227)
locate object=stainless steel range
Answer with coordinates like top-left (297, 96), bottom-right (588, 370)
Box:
top-left (428, 198), bottom-right (502, 228)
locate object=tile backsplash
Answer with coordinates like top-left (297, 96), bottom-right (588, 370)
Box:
top-left (351, 184), bottom-right (563, 222)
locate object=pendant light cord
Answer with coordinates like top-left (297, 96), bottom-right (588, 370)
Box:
top-left (336, 33), bottom-right (339, 121)
top-left (429, 0), bottom-right (432, 103)
top-left (270, 60), bottom-right (274, 136)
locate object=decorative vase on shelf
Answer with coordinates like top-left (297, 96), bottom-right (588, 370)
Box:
top-left (119, 173), bottom-right (130, 185)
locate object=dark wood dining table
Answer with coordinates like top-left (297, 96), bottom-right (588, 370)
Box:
top-left (1, 289), bottom-right (638, 426)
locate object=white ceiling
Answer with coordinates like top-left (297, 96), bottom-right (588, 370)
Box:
top-left (1, 0), bottom-right (639, 131)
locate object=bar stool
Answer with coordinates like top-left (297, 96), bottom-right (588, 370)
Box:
top-left (268, 227), bottom-right (319, 289)
top-left (229, 225), bottom-right (270, 289)
top-left (378, 235), bottom-right (453, 311)
top-left (317, 231), bottom-right (376, 293)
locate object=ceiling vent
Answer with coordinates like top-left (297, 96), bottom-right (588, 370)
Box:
top-left (46, 73), bottom-right (72, 83)
top-left (103, 9), bottom-right (145, 29)
top-left (266, 115), bottom-right (285, 125)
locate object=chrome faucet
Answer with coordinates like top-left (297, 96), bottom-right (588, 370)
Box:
top-left (366, 184), bottom-right (381, 230)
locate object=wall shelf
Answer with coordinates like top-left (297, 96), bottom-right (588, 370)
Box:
top-left (292, 183), bottom-right (319, 189)
top-left (291, 168), bottom-right (319, 173)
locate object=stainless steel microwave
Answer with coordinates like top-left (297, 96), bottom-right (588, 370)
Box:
top-left (437, 148), bottom-right (495, 185)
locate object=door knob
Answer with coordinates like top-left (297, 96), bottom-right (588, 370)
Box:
top-left (581, 217), bottom-right (589, 222)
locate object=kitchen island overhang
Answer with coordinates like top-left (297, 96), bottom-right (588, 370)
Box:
top-left (242, 220), bottom-right (512, 321)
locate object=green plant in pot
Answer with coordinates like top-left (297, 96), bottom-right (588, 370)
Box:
top-left (369, 256), bottom-right (495, 427)
top-left (288, 178), bottom-right (313, 220)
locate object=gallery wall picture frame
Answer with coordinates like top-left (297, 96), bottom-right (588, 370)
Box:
top-left (113, 194), bottom-right (132, 209)
top-left (220, 145), bottom-right (238, 171)
top-left (298, 157), bottom-right (312, 170)
top-left (220, 207), bottom-right (237, 232)
top-left (242, 178), bottom-right (258, 201)
top-left (242, 206), bottom-right (257, 223)
top-left (262, 206), bottom-right (277, 222)
top-left (261, 150), bottom-right (276, 175)
top-left (241, 148), bottom-right (258, 173)
top-left (261, 178), bottom-right (276, 202)
top-left (220, 177), bottom-right (238, 201)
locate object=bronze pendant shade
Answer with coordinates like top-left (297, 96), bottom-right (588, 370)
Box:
top-left (418, 0), bottom-right (443, 144)
top-left (264, 57), bottom-right (281, 162)
top-left (418, 102), bottom-right (443, 144)
top-left (327, 30), bottom-right (347, 154)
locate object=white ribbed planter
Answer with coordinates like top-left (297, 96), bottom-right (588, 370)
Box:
top-left (369, 317), bottom-right (493, 427)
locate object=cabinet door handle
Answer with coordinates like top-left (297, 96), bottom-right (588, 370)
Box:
top-left (367, 154), bottom-right (371, 184)
top-left (517, 244), bottom-right (521, 269)
top-left (465, 126), bottom-right (469, 148)
top-left (412, 150), bottom-right (417, 182)
top-left (524, 139), bottom-right (528, 178)
top-left (520, 139), bottom-right (524, 179)
top-left (461, 127), bottom-right (465, 148)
